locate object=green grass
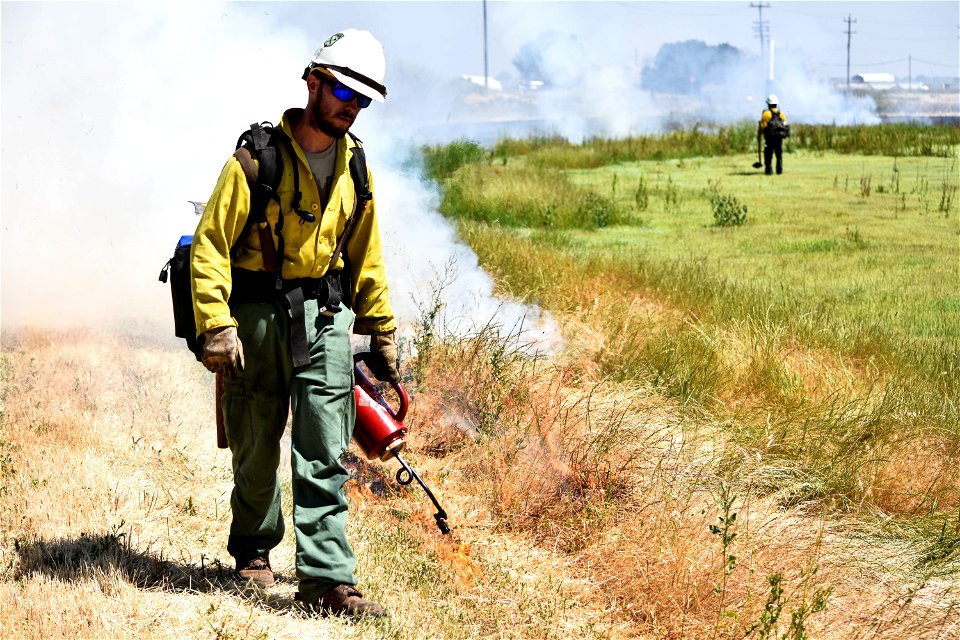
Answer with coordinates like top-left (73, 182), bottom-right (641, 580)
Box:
top-left (444, 149), bottom-right (958, 348)
top-left (423, 131), bottom-right (960, 516)
top-left (438, 163), bottom-right (625, 229)
top-left (443, 148), bottom-right (958, 350)
top-left (564, 151), bottom-right (959, 341)
top-left (487, 123), bottom-right (960, 170)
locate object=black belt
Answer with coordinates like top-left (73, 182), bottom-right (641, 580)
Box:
top-left (230, 267), bottom-right (349, 368)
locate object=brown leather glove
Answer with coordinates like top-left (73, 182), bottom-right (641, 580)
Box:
top-left (368, 331), bottom-right (400, 384)
top-left (201, 326), bottom-right (244, 378)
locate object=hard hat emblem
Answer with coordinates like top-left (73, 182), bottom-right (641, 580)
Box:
top-left (324, 33), bottom-right (344, 47)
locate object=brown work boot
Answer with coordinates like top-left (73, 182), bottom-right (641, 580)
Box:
top-left (297, 584), bottom-right (386, 618)
top-left (234, 554), bottom-right (275, 588)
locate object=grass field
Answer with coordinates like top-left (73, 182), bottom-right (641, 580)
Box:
top-left (2, 125), bottom-right (959, 639)
top-left (423, 128), bottom-right (960, 633)
top-left (451, 151), bottom-right (958, 328)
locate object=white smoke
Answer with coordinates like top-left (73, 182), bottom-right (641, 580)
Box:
top-left (1, 3), bottom-right (307, 329)
top-left (368, 159), bottom-right (561, 354)
top-left (692, 45), bottom-right (880, 125)
top-left (506, 33), bottom-right (880, 138)
top-left (1, 2), bottom-right (901, 349)
top-left (0, 2), bottom-right (560, 353)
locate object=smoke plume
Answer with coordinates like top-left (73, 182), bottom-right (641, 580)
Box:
top-left (1, 3), bottom-right (560, 352)
top-left (3, 2), bottom-right (892, 350)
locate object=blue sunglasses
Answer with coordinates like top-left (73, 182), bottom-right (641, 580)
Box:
top-left (325, 77), bottom-right (372, 109)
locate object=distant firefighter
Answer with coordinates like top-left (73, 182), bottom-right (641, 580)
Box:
top-left (757, 95), bottom-right (790, 175)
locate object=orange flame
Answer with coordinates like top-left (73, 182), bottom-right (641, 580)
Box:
top-left (434, 540), bottom-right (483, 588)
top-left (345, 483), bottom-right (367, 511)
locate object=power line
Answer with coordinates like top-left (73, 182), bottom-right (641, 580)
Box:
top-left (910, 56), bottom-right (960, 68)
top-left (818, 57), bottom-right (958, 69)
top-left (750, 2), bottom-right (771, 58)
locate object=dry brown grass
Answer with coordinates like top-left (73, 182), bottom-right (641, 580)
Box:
top-left (0, 328), bottom-right (624, 639)
top-left (569, 283), bottom-right (960, 522)
top-left (2, 324), bottom-right (958, 639)
top-left (409, 308), bottom-right (960, 639)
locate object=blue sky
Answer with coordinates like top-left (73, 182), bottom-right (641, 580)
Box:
top-left (265, 1), bottom-right (959, 81)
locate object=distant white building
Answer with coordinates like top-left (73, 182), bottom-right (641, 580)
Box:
top-left (461, 75), bottom-right (503, 91)
top-left (852, 73), bottom-right (898, 90)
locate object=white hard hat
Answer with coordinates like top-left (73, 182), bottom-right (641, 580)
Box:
top-left (306, 29), bottom-right (387, 103)
top-left (766, 94), bottom-right (779, 106)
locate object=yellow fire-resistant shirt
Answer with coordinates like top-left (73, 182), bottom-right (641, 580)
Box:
top-left (190, 108), bottom-right (396, 337)
top-left (757, 108), bottom-right (787, 136)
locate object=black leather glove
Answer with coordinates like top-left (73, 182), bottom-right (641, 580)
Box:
top-left (201, 326), bottom-right (244, 379)
top-left (368, 331), bottom-right (400, 384)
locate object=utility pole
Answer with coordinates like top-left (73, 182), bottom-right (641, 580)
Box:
top-left (482, 0), bottom-right (489, 89)
top-left (844, 14), bottom-right (857, 97)
top-left (750, 2), bottom-right (771, 58)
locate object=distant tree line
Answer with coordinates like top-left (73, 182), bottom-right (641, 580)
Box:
top-left (640, 40), bottom-right (744, 95)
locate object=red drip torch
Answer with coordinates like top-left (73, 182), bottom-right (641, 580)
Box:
top-left (352, 353), bottom-right (450, 535)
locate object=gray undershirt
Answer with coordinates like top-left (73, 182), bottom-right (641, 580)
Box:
top-left (303, 142), bottom-right (338, 205)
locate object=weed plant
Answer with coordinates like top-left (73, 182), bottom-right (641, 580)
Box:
top-left (421, 138), bottom-right (485, 181)
top-left (710, 192), bottom-right (749, 227)
top-left (438, 162), bottom-right (629, 229)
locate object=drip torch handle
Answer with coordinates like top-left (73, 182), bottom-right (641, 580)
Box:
top-left (353, 352), bottom-right (408, 422)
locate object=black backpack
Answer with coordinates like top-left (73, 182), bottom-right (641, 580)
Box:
top-left (159, 123), bottom-right (371, 360)
top-left (765, 110), bottom-right (790, 140)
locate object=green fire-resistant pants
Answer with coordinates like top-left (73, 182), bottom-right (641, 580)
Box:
top-left (222, 298), bottom-right (357, 599)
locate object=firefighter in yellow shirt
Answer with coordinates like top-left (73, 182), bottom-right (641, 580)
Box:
top-left (190, 29), bottom-right (396, 618)
top-left (757, 94), bottom-right (789, 175)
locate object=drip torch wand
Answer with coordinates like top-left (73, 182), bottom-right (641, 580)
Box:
top-left (352, 353), bottom-right (450, 534)
top-left (393, 451), bottom-right (450, 534)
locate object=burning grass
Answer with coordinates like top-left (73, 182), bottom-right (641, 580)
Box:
top-left (408, 320), bottom-right (960, 639)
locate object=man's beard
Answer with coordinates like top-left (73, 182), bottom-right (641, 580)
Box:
top-left (313, 101), bottom-right (353, 138)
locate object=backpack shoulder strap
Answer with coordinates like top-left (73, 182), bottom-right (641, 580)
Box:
top-left (232, 127), bottom-right (372, 277)
top-left (347, 132), bottom-right (372, 207)
top-left (235, 122), bottom-right (283, 214)
top-left (233, 122), bottom-right (282, 272)
top-left (326, 133), bottom-right (371, 273)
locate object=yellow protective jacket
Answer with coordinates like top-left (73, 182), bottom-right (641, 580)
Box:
top-left (757, 108), bottom-right (787, 136)
top-left (191, 108), bottom-right (396, 337)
